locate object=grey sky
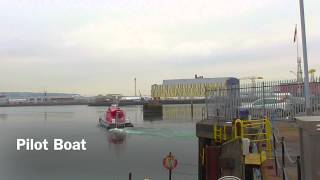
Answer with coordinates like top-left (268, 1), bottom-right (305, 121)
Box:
top-left (0, 0), bottom-right (319, 96)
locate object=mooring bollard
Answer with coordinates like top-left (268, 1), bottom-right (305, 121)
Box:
top-left (129, 172), bottom-right (132, 180)
top-left (297, 156), bottom-right (301, 180)
top-left (281, 137), bottom-right (285, 180)
top-left (191, 100), bottom-right (194, 118)
top-left (273, 133), bottom-right (278, 176)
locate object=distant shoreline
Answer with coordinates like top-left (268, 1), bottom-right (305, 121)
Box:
top-left (0, 102), bottom-right (88, 107)
top-left (0, 99), bottom-right (207, 107)
top-left (88, 99), bottom-right (206, 106)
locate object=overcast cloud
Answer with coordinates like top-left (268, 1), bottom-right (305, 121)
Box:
top-left (0, 0), bottom-right (319, 95)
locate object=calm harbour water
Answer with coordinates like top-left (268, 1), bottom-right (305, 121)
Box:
top-left (0, 104), bottom-right (204, 180)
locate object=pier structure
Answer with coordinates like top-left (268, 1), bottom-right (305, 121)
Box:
top-left (296, 116), bottom-right (320, 180)
top-left (196, 117), bottom-right (277, 180)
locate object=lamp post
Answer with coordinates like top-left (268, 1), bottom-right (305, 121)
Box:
top-left (299, 0), bottom-right (311, 115)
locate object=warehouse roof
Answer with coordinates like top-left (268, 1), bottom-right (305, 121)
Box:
top-left (162, 77), bottom-right (238, 86)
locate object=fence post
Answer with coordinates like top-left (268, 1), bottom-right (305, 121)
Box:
top-left (202, 107), bottom-right (204, 120)
top-left (262, 82), bottom-right (266, 117)
top-left (297, 156), bottom-right (301, 180)
top-left (205, 87), bottom-right (209, 119)
top-left (281, 137), bottom-right (285, 180)
top-left (273, 133), bottom-right (278, 176)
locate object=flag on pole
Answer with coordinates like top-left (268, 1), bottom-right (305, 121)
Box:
top-left (294, 24), bottom-right (297, 43)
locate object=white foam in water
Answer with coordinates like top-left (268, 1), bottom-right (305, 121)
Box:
top-left (109, 128), bottom-right (125, 133)
top-left (124, 126), bottom-right (196, 140)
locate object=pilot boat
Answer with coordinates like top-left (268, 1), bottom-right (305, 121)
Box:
top-left (98, 104), bottom-right (133, 129)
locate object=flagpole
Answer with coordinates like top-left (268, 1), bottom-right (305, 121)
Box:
top-left (299, 0), bottom-right (311, 115)
top-left (296, 24), bottom-right (299, 59)
top-left (295, 24), bottom-right (299, 82)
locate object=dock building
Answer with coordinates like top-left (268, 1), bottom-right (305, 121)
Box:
top-left (151, 76), bottom-right (239, 99)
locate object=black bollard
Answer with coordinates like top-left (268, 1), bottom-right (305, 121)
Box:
top-left (191, 100), bottom-right (194, 118)
top-left (281, 137), bottom-right (285, 180)
top-left (273, 133), bottom-right (278, 176)
top-left (297, 156), bottom-right (301, 180)
top-left (169, 152), bottom-right (172, 180)
top-left (129, 172), bottom-right (132, 180)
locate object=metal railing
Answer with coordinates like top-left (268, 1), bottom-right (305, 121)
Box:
top-left (205, 78), bottom-right (320, 121)
top-left (234, 118), bottom-right (273, 159)
top-left (272, 127), bottom-right (302, 180)
top-left (210, 117), bottom-right (273, 160)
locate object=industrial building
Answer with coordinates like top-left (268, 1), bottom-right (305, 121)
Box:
top-left (151, 76), bottom-right (239, 99)
top-left (0, 94), bottom-right (8, 105)
top-left (0, 93), bottom-right (88, 105)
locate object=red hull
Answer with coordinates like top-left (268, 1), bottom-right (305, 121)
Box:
top-left (105, 106), bottom-right (126, 124)
top-left (98, 105), bottom-right (133, 129)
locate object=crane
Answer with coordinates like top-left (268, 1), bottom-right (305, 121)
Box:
top-left (289, 70), bottom-right (301, 82)
top-left (290, 68), bottom-right (316, 82)
top-left (289, 70), bottom-right (297, 76)
top-left (239, 76), bottom-right (263, 88)
top-left (309, 69), bottom-right (316, 82)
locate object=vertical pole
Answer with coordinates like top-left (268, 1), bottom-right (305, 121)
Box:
top-left (205, 87), bottom-right (209, 120)
top-left (129, 172), bottom-right (132, 180)
top-left (191, 98), bottom-right (194, 118)
top-left (262, 82), bottom-right (266, 117)
top-left (296, 26), bottom-right (303, 83)
top-left (299, 0), bottom-right (311, 115)
top-left (169, 152), bottom-right (172, 180)
top-left (44, 89), bottom-right (47, 104)
top-left (273, 134), bottom-right (278, 176)
top-left (295, 24), bottom-right (303, 82)
top-left (297, 156), bottom-right (301, 180)
top-left (296, 24), bottom-right (299, 61)
top-left (281, 137), bottom-right (285, 180)
top-left (202, 107), bottom-right (204, 120)
top-left (198, 139), bottom-right (202, 180)
top-left (134, 78), bottom-right (137, 96)
top-left (299, 127), bottom-right (305, 180)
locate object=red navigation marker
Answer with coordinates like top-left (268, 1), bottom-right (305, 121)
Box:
top-left (162, 152), bottom-right (178, 180)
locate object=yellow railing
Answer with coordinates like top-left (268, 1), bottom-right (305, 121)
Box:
top-left (213, 124), bottom-right (228, 144)
top-left (212, 118), bottom-right (273, 159)
top-left (233, 118), bottom-right (273, 159)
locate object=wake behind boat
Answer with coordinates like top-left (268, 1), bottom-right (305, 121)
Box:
top-left (107, 128), bottom-right (126, 144)
top-left (98, 104), bottom-right (133, 129)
